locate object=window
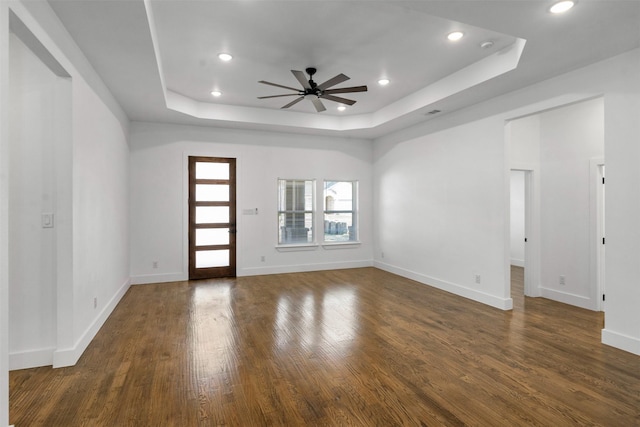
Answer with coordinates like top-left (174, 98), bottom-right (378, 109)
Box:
top-left (278, 179), bottom-right (314, 244)
top-left (324, 181), bottom-right (357, 242)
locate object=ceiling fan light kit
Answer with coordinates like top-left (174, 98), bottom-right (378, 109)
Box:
top-left (258, 67), bottom-right (368, 112)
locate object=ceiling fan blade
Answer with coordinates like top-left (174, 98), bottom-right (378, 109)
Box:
top-left (258, 94), bottom-right (302, 99)
top-left (320, 94), bottom-right (356, 106)
top-left (312, 98), bottom-right (326, 112)
top-left (291, 70), bottom-right (311, 89)
top-left (317, 73), bottom-right (349, 90)
top-left (281, 96), bottom-right (304, 109)
top-left (258, 80), bottom-right (300, 92)
top-left (323, 85), bottom-right (368, 95)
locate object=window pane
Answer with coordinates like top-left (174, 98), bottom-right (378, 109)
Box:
top-left (278, 179), bottom-right (313, 211)
top-left (196, 184), bottom-right (229, 202)
top-left (277, 179), bottom-right (315, 244)
top-left (195, 249), bottom-right (229, 268)
top-left (324, 181), bottom-right (353, 211)
top-left (196, 206), bottom-right (229, 224)
top-left (324, 181), bottom-right (357, 242)
top-left (196, 162), bottom-right (229, 180)
top-left (196, 228), bottom-right (229, 246)
top-left (324, 213), bottom-right (354, 242)
top-left (279, 212), bottom-right (313, 244)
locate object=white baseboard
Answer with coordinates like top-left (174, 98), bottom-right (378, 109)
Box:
top-left (510, 258), bottom-right (525, 267)
top-left (602, 329), bottom-right (640, 355)
top-left (539, 287), bottom-right (595, 310)
top-left (9, 347), bottom-right (55, 371)
top-left (374, 261), bottom-right (513, 310)
top-left (239, 260), bottom-right (373, 277)
top-left (53, 278), bottom-right (131, 368)
top-left (130, 272), bottom-right (186, 285)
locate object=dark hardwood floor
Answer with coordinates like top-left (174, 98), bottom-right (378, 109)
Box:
top-left (9, 267), bottom-right (640, 425)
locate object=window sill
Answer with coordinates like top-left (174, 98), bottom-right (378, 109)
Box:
top-left (322, 241), bottom-right (361, 249)
top-left (275, 243), bottom-right (319, 252)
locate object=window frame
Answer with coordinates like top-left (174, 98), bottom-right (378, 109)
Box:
top-left (277, 178), bottom-right (316, 246)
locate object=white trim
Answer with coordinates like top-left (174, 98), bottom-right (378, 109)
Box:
top-left (602, 329), bottom-right (640, 356)
top-left (375, 261), bottom-right (513, 310)
top-left (275, 244), bottom-right (319, 252)
top-left (523, 169), bottom-right (540, 297)
top-left (539, 287), bottom-right (595, 311)
top-left (510, 162), bottom-right (538, 171)
top-left (9, 347), bottom-right (55, 370)
top-left (52, 278), bottom-right (130, 368)
top-left (160, 39), bottom-right (526, 133)
top-left (322, 242), bottom-right (362, 249)
top-left (239, 259), bottom-right (373, 277)
top-left (130, 272), bottom-right (186, 285)
top-left (0, 2), bottom-right (10, 424)
top-left (590, 158), bottom-right (605, 311)
top-left (510, 259), bottom-right (525, 267)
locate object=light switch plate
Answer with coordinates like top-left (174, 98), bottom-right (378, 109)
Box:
top-left (42, 213), bottom-right (54, 228)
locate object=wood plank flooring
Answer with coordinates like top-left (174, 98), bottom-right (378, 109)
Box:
top-left (9, 267), bottom-right (640, 425)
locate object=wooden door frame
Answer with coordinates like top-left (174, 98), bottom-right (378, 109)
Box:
top-left (188, 156), bottom-right (236, 279)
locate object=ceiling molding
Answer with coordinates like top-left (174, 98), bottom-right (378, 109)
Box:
top-left (147, 1), bottom-right (526, 134)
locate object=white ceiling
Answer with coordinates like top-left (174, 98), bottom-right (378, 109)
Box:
top-left (47, 0), bottom-right (640, 139)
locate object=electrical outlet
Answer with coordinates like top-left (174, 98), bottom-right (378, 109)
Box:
top-left (475, 274), bottom-right (481, 284)
top-left (93, 297), bottom-right (97, 309)
top-left (381, 252), bottom-right (385, 259)
top-left (559, 275), bottom-right (566, 285)
top-left (261, 256), bottom-right (265, 262)
top-left (153, 261), bottom-right (158, 269)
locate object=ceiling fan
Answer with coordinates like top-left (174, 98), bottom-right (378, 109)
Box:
top-left (258, 67), bottom-right (367, 112)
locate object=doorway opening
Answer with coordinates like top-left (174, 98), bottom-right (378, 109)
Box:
top-left (507, 96), bottom-right (604, 311)
top-left (510, 169), bottom-right (535, 304)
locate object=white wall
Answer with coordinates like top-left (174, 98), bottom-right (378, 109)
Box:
top-left (63, 74), bottom-right (130, 367)
top-left (2, 1), bottom-right (131, 377)
top-left (374, 116), bottom-right (511, 309)
top-left (510, 170), bottom-right (525, 266)
top-left (8, 33), bottom-right (59, 369)
top-left (601, 61), bottom-right (640, 355)
top-left (129, 122), bottom-right (373, 283)
top-left (375, 48), bottom-right (640, 356)
top-left (539, 98), bottom-right (604, 308)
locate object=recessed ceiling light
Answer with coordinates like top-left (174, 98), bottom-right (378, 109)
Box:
top-left (549, 1), bottom-right (575, 14)
top-left (217, 53), bottom-right (233, 62)
top-left (210, 90), bottom-right (222, 97)
top-left (480, 41), bottom-right (494, 49)
top-left (337, 105), bottom-right (346, 111)
top-left (447, 31), bottom-right (464, 42)
top-left (378, 78), bottom-right (390, 86)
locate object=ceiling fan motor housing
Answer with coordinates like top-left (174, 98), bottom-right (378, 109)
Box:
top-left (305, 67), bottom-right (318, 91)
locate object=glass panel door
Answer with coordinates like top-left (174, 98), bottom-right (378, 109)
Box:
top-left (189, 156), bottom-right (236, 279)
